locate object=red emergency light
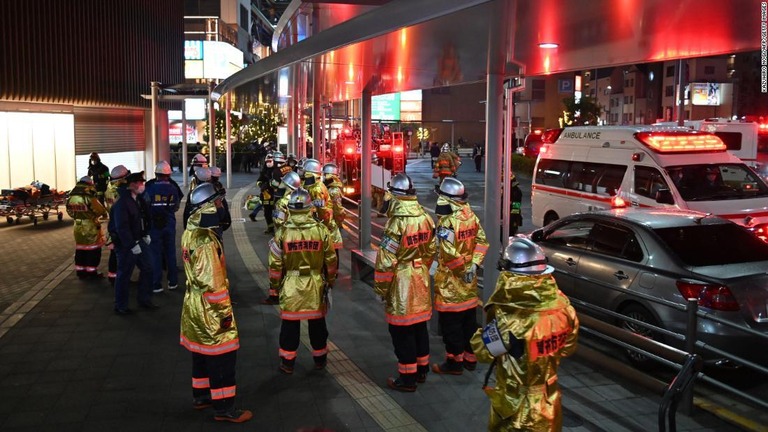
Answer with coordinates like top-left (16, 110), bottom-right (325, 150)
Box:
top-left (635, 131), bottom-right (726, 153)
top-left (393, 146), bottom-right (403, 153)
top-left (345, 145), bottom-right (355, 154)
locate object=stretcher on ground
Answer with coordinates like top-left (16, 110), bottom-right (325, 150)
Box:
top-left (0, 181), bottom-right (67, 225)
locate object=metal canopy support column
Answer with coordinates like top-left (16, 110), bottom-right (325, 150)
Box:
top-left (225, 94), bottom-right (232, 189)
top-left (360, 89), bottom-right (372, 251)
top-left (181, 99), bottom-right (188, 188)
top-left (151, 81), bottom-right (160, 170)
top-left (208, 80), bottom-right (216, 167)
top-left (312, 64), bottom-right (321, 160)
top-left (482, 0), bottom-right (510, 301)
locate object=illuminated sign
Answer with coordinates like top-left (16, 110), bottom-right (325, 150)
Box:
top-left (167, 98), bottom-right (207, 121)
top-left (184, 40), bottom-right (203, 60)
top-left (184, 41), bottom-right (243, 80)
top-left (690, 82), bottom-right (722, 106)
top-left (372, 93), bottom-right (401, 121)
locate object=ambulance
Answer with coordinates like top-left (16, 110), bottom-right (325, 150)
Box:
top-left (530, 126), bottom-right (768, 240)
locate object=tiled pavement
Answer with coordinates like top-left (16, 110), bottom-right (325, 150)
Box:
top-left (0, 166), bottom-right (753, 431)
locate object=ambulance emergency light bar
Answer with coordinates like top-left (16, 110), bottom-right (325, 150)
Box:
top-left (634, 131), bottom-right (726, 153)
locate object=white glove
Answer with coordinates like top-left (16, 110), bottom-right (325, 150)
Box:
top-left (142, 235), bottom-right (151, 246)
top-left (131, 243), bottom-right (142, 255)
top-left (464, 263), bottom-right (478, 283)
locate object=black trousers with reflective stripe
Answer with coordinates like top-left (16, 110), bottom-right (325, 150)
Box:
top-left (191, 350), bottom-right (237, 413)
top-left (279, 318), bottom-right (328, 365)
top-left (75, 248), bottom-right (101, 276)
top-left (438, 308), bottom-right (478, 358)
top-left (388, 321), bottom-right (429, 384)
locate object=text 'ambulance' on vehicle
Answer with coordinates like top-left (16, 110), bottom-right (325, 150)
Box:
top-left (530, 126), bottom-right (768, 240)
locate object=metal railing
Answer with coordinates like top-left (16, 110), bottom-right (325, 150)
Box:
top-left (341, 195), bottom-right (385, 244)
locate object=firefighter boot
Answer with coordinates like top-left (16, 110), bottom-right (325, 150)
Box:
top-left (387, 375), bottom-right (417, 392)
top-left (314, 353), bottom-right (328, 370)
top-left (279, 358), bottom-right (295, 375)
top-left (214, 409), bottom-right (253, 423)
top-left (416, 365), bottom-right (429, 383)
top-left (432, 358), bottom-right (464, 375)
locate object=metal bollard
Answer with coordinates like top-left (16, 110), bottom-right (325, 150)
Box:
top-left (681, 298), bottom-right (698, 415)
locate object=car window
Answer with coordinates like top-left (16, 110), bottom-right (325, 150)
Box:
top-left (653, 223), bottom-right (768, 266)
top-left (634, 166), bottom-right (670, 200)
top-left (587, 223), bottom-right (644, 262)
top-left (542, 220), bottom-right (595, 249)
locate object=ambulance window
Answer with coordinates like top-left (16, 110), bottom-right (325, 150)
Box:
top-left (595, 164), bottom-right (627, 196)
top-left (568, 162), bottom-right (600, 192)
top-left (535, 159), bottom-right (569, 188)
top-left (634, 166), bottom-right (669, 199)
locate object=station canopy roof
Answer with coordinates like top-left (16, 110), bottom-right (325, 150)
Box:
top-left (214, 0), bottom-right (759, 106)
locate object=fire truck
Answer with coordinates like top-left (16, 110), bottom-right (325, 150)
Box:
top-left (332, 125), bottom-right (406, 200)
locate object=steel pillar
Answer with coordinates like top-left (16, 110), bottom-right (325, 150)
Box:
top-left (360, 89), bottom-right (372, 251)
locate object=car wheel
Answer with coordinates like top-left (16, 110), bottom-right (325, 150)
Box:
top-left (543, 212), bottom-right (559, 226)
top-left (619, 304), bottom-right (661, 369)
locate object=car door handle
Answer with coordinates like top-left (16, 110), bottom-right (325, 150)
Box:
top-left (565, 258), bottom-right (577, 267)
top-left (613, 271), bottom-right (629, 280)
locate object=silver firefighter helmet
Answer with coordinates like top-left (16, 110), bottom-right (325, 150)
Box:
top-left (190, 182), bottom-right (222, 206)
top-left (154, 160), bottom-right (172, 175)
top-left (435, 177), bottom-right (467, 202)
top-left (498, 237), bottom-right (554, 275)
top-left (322, 163), bottom-right (339, 176)
top-left (110, 165), bottom-right (130, 180)
top-left (387, 173), bottom-right (415, 196)
top-left (194, 166), bottom-right (212, 182)
top-left (281, 171), bottom-right (302, 191)
top-left (303, 158), bottom-right (322, 175)
top-left (287, 187), bottom-right (312, 210)
top-left (273, 151), bottom-right (286, 164)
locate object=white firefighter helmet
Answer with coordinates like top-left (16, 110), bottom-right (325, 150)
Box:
top-left (287, 187), bottom-right (312, 210)
top-left (303, 158), bottom-right (322, 175)
top-left (436, 177), bottom-right (467, 202)
top-left (387, 173), bottom-right (415, 196)
top-left (194, 166), bottom-right (212, 182)
top-left (498, 237), bottom-right (554, 275)
top-left (209, 166), bottom-right (222, 178)
top-left (154, 161), bottom-right (172, 175)
top-left (192, 153), bottom-right (208, 166)
top-left (273, 151), bottom-right (286, 165)
top-left (110, 165), bottom-right (130, 180)
top-left (281, 171), bottom-right (302, 191)
top-left (322, 163), bottom-right (339, 176)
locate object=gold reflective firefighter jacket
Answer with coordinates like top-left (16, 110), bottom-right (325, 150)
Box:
top-left (470, 272), bottom-right (579, 432)
top-left (374, 196), bottom-right (436, 326)
top-left (434, 197), bottom-right (489, 312)
top-left (268, 210), bottom-right (338, 320)
top-left (179, 201), bottom-right (240, 355)
top-left (305, 176), bottom-right (343, 249)
top-left (272, 189), bottom-right (291, 230)
top-left (104, 180), bottom-right (126, 212)
top-left (324, 174), bottom-right (346, 230)
top-left (433, 152), bottom-right (457, 178)
top-left (65, 183), bottom-right (107, 249)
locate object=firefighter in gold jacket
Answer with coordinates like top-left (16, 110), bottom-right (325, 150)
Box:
top-left (105, 165), bottom-right (130, 284)
top-left (180, 183), bottom-right (252, 423)
top-left (66, 176), bottom-right (108, 279)
top-left (322, 163), bottom-right (346, 231)
top-left (431, 178), bottom-right (489, 375)
top-left (374, 173), bottom-right (436, 392)
top-left (470, 237), bottom-right (578, 432)
top-left (269, 188), bottom-right (338, 374)
top-left (261, 170), bottom-right (302, 305)
top-left (301, 159), bottom-right (343, 251)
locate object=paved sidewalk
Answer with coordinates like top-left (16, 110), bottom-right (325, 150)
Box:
top-left (0, 168), bottom-right (749, 431)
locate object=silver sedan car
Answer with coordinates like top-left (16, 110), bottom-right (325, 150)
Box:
top-left (529, 208), bottom-right (768, 367)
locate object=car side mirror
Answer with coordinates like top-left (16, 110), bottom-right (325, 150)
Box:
top-left (655, 188), bottom-right (675, 205)
top-left (530, 230), bottom-right (544, 242)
